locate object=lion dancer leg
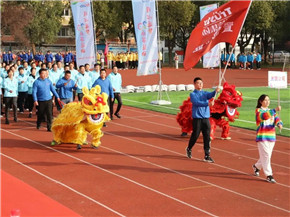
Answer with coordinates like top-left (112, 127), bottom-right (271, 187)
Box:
top-left (209, 117), bottom-right (217, 141)
top-left (216, 118), bottom-right (231, 140)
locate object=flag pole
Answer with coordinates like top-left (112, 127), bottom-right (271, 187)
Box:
top-left (219, 0), bottom-right (253, 87)
top-left (151, 0), bottom-right (171, 105)
top-left (90, 0), bottom-right (98, 67)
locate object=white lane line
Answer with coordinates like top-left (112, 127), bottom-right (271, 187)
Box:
top-left (1, 153), bottom-right (125, 217)
top-left (122, 99), bottom-right (290, 131)
top-left (122, 107), bottom-right (290, 144)
top-left (1, 129), bottom-right (218, 217)
top-left (109, 121), bottom-right (290, 169)
top-left (102, 141), bottom-right (290, 214)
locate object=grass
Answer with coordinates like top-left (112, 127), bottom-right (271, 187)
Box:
top-left (121, 86), bottom-right (290, 137)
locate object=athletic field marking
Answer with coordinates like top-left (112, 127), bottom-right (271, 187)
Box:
top-left (122, 99), bottom-right (290, 131)
top-left (177, 185), bottom-right (213, 191)
top-left (1, 129), bottom-right (218, 217)
top-left (109, 121), bottom-right (290, 169)
top-left (0, 153), bottom-right (126, 217)
top-left (9, 126), bottom-right (37, 132)
top-left (2, 128), bottom-right (289, 214)
top-left (122, 107), bottom-right (290, 143)
top-left (102, 143), bottom-right (290, 213)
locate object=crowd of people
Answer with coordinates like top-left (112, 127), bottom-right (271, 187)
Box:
top-left (0, 50), bottom-right (123, 131)
top-left (221, 51), bottom-right (262, 70)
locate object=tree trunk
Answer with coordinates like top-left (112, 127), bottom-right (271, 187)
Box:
top-left (31, 43), bottom-right (36, 55)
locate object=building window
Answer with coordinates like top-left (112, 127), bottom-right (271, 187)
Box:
top-left (58, 27), bottom-right (70, 37)
top-left (63, 8), bottom-right (70, 16)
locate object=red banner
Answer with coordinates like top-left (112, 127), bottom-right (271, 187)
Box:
top-left (184, 0), bottom-right (252, 70)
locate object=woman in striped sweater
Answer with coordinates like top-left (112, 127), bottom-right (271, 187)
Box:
top-left (252, 94), bottom-right (283, 183)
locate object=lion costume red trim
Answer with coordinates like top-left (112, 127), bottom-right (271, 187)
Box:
top-left (176, 82), bottom-right (243, 140)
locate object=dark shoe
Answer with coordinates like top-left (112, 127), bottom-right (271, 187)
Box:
top-left (266, 175), bottom-right (276, 183)
top-left (5, 119), bottom-right (9, 125)
top-left (76, 144), bottom-right (82, 150)
top-left (114, 113), bottom-right (121, 118)
top-left (204, 155), bottom-right (215, 163)
top-left (110, 115), bottom-right (113, 120)
top-left (181, 132), bottom-right (188, 137)
top-left (252, 164), bottom-right (260, 176)
top-left (37, 125), bottom-right (40, 129)
top-left (186, 148), bottom-right (192, 159)
top-left (28, 113), bottom-right (32, 118)
top-left (14, 117), bottom-right (18, 122)
top-left (47, 128), bottom-right (52, 132)
top-left (103, 123), bottom-right (107, 127)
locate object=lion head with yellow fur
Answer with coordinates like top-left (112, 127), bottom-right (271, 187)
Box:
top-left (51, 85), bottom-right (110, 149)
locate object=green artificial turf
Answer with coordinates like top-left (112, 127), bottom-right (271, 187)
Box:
top-left (121, 86), bottom-right (290, 137)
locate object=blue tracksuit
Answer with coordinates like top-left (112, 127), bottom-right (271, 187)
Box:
top-left (92, 77), bottom-right (114, 99)
top-left (32, 77), bottom-right (59, 102)
top-left (56, 77), bottom-right (77, 99)
top-left (18, 73), bottom-right (28, 92)
top-left (107, 72), bottom-right (122, 93)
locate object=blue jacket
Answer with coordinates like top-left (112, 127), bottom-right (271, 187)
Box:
top-left (0, 77), bottom-right (2, 95)
top-left (4, 77), bottom-right (18, 97)
top-left (190, 89), bottom-right (216, 119)
top-left (8, 53), bottom-right (13, 61)
top-left (247, 54), bottom-right (254, 62)
top-left (56, 77), bottom-right (77, 99)
top-left (3, 53), bottom-right (8, 62)
top-left (107, 72), bottom-right (122, 93)
top-left (55, 54), bottom-right (63, 62)
top-left (18, 73), bottom-right (28, 92)
top-left (75, 72), bottom-right (92, 93)
top-left (27, 75), bottom-right (36, 95)
top-left (92, 77), bottom-right (114, 99)
top-left (32, 77), bottom-right (59, 102)
top-left (45, 53), bottom-right (53, 63)
top-left (22, 53), bottom-right (29, 62)
top-left (89, 70), bottom-right (100, 83)
top-left (64, 54), bottom-right (72, 63)
top-left (256, 54), bottom-right (262, 62)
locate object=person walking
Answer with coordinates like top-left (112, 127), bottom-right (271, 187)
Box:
top-left (27, 68), bottom-right (37, 118)
top-left (17, 67), bottom-right (28, 113)
top-left (75, 65), bottom-right (91, 101)
top-left (56, 70), bottom-right (77, 106)
top-left (174, 53), bottom-right (179, 69)
top-left (256, 52), bottom-right (262, 70)
top-left (3, 69), bottom-right (18, 124)
top-left (186, 77), bottom-right (220, 163)
top-left (107, 66), bottom-right (122, 119)
top-left (252, 94), bottom-right (283, 183)
top-left (92, 68), bottom-right (114, 126)
top-left (32, 68), bottom-right (60, 131)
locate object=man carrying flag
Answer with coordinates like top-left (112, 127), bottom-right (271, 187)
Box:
top-left (184, 0), bottom-right (252, 70)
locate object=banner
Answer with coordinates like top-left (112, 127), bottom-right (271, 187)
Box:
top-left (132, 0), bottom-right (158, 76)
top-left (71, 0), bottom-right (96, 68)
top-left (200, 4), bottom-right (219, 68)
top-left (268, 71), bottom-right (288, 89)
top-left (184, 0), bottom-right (252, 70)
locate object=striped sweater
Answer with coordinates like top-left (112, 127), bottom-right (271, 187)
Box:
top-left (256, 108), bottom-right (282, 142)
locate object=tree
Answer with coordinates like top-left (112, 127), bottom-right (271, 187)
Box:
top-left (159, 1), bottom-right (195, 65)
top-left (24, 1), bottom-right (65, 54)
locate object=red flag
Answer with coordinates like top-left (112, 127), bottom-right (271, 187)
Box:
top-left (184, 0), bottom-right (252, 70)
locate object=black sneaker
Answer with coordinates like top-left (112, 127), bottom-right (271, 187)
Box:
top-left (28, 113), bottom-right (32, 118)
top-left (76, 144), bottom-right (82, 150)
top-left (114, 113), bottom-right (121, 118)
top-left (47, 128), bottom-right (52, 132)
top-left (103, 123), bottom-right (107, 127)
top-left (252, 164), bottom-right (260, 176)
top-left (14, 117), bottom-right (18, 122)
top-left (186, 148), bottom-right (192, 159)
top-left (204, 155), bottom-right (215, 163)
top-left (266, 175), bottom-right (276, 183)
top-left (37, 125), bottom-right (40, 129)
top-left (181, 132), bottom-right (188, 137)
top-left (5, 119), bottom-right (9, 125)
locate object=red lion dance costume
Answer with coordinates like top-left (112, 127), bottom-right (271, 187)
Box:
top-left (176, 82), bottom-right (243, 140)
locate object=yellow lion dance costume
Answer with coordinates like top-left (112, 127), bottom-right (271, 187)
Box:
top-left (51, 85), bottom-right (110, 150)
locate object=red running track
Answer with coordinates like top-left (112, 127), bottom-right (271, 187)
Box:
top-left (1, 105), bottom-right (289, 216)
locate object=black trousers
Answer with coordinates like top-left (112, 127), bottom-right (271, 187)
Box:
top-left (187, 118), bottom-right (211, 156)
top-left (110, 93), bottom-right (122, 117)
top-left (37, 99), bottom-right (53, 129)
top-left (17, 92), bottom-right (28, 112)
top-left (78, 93), bottom-right (84, 102)
top-left (4, 97), bottom-right (17, 120)
top-left (27, 94), bottom-right (34, 112)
